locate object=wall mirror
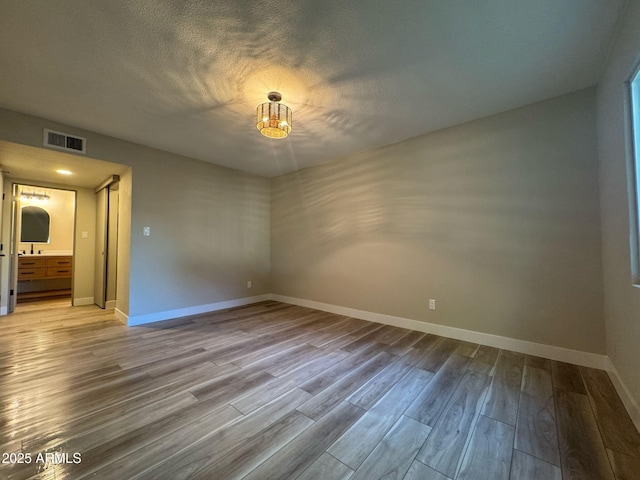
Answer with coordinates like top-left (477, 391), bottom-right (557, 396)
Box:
top-left (21, 206), bottom-right (51, 243)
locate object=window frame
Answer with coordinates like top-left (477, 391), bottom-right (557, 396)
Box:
top-left (628, 61), bottom-right (640, 285)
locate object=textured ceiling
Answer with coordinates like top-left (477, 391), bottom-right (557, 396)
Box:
top-left (0, 0), bottom-right (626, 177)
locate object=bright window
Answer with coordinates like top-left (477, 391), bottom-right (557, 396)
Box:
top-left (630, 65), bottom-right (640, 283)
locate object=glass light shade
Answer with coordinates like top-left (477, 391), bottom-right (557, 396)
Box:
top-left (256, 101), bottom-right (292, 139)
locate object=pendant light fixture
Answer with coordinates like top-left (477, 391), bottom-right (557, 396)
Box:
top-left (256, 92), bottom-right (292, 139)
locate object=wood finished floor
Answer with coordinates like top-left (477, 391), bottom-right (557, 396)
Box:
top-left (1, 300), bottom-right (639, 480)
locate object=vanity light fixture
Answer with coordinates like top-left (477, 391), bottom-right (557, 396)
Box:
top-left (20, 191), bottom-right (50, 204)
top-left (256, 92), bottom-right (292, 139)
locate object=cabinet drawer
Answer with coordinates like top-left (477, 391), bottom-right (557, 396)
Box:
top-left (18, 267), bottom-right (46, 280)
top-left (18, 257), bottom-right (46, 268)
top-left (46, 267), bottom-right (72, 278)
top-left (47, 257), bottom-right (73, 267)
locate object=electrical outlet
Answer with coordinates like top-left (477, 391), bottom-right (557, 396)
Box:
top-left (143, 226), bottom-right (150, 236)
top-left (428, 299), bottom-right (436, 311)
top-left (247, 280), bottom-right (252, 288)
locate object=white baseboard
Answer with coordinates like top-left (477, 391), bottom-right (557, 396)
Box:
top-left (606, 358), bottom-right (640, 432)
top-left (73, 297), bottom-right (94, 306)
top-left (126, 294), bottom-right (271, 327)
top-left (114, 308), bottom-right (128, 324)
top-left (270, 294), bottom-right (609, 370)
top-left (105, 300), bottom-right (117, 310)
top-left (0, 306), bottom-right (7, 316)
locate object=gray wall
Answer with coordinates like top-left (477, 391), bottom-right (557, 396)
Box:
top-left (0, 108), bottom-right (270, 321)
top-left (272, 89), bottom-right (605, 353)
top-left (597, 0), bottom-right (640, 406)
top-left (126, 148), bottom-right (270, 317)
top-left (74, 186), bottom-right (97, 303)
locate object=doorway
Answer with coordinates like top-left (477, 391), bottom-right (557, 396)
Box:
top-left (0, 142), bottom-right (131, 321)
top-left (13, 184), bottom-right (76, 307)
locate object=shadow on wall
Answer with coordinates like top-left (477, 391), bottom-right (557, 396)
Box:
top-left (270, 96), bottom-right (604, 351)
top-left (274, 126), bottom-right (594, 268)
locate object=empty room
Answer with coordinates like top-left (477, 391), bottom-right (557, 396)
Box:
top-left (1, 1), bottom-right (640, 479)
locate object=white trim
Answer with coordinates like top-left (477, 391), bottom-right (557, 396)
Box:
top-left (606, 358), bottom-right (640, 432)
top-left (126, 294), bottom-right (271, 327)
top-left (114, 308), bottom-right (128, 324)
top-left (105, 300), bottom-right (117, 310)
top-left (0, 306), bottom-right (7, 316)
top-left (270, 294), bottom-right (609, 370)
top-left (73, 297), bottom-right (94, 306)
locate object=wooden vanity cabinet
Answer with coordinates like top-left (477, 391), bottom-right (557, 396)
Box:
top-left (17, 255), bottom-right (73, 301)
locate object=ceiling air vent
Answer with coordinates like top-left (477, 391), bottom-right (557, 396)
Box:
top-left (43, 128), bottom-right (86, 154)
